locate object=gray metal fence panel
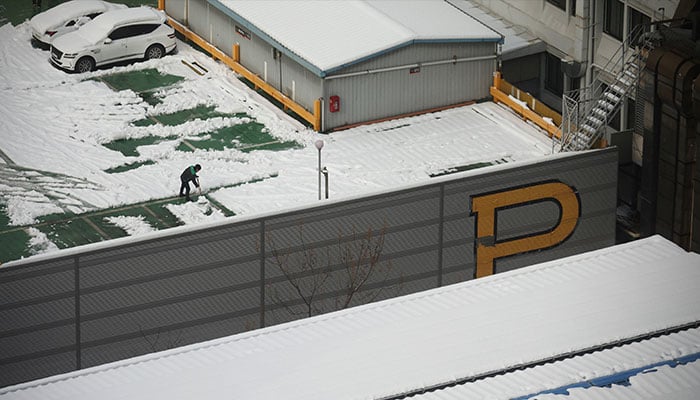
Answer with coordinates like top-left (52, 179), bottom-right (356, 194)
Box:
top-left (164, 0), bottom-right (187, 23)
top-left (0, 149), bottom-right (617, 388)
top-left (0, 258), bottom-right (77, 386)
top-left (187, 0), bottom-right (209, 39)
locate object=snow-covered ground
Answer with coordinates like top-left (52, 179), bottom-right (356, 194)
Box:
top-left (0, 20), bottom-right (554, 258)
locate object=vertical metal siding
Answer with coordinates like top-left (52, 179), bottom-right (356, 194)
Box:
top-left (278, 57), bottom-right (323, 111)
top-left (208, 4), bottom-right (233, 55)
top-left (164, 0), bottom-right (187, 23)
top-left (324, 43), bottom-right (496, 129)
top-left (0, 149), bottom-right (617, 387)
top-left (178, 0), bottom-right (323, 113)
top-left (187, 0), bottom-right (208, 39)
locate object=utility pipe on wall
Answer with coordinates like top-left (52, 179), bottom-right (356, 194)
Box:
top-left (325, 54), bottom-right (497, 80)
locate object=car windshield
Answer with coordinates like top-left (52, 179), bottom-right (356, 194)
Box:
top-left (76, 18), bottom-right (111, 44)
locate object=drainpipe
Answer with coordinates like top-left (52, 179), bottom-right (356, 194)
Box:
top-left (619, 2), bottom-right (630, 130)
top-left (324, 55), bottom-right (496, 80)
top-left (584, 0), bottom-right (594, 88)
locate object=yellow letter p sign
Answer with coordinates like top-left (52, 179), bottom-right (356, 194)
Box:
top-left (470, 181), bottom-right (580, 278)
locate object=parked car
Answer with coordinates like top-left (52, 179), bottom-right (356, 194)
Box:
top-left (50, 6), bottom-right (177, 73)
top-left (30, 0), bottom-right (127, 47)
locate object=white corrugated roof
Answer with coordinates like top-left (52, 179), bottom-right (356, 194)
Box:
top-left (214, 0), bottom-right (502, 75)
top-left (415, 327), bottom-right (700, 399)
top-left (1, 235), bottom-right (699, 400)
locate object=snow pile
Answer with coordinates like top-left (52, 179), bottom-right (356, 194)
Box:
top-left (103, 215), bottom-right (155, 236)
top-left (165, 197), bottom-right (226, 225)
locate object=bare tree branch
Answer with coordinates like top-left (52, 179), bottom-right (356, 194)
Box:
top-left (267, 221), bottom-right (400, 320)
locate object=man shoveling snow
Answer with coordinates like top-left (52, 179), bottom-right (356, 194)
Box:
top-left (179, 164), bottom-right (202, 202)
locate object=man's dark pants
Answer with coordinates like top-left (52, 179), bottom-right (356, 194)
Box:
top-left (180, 177), bottom-right (192, 200)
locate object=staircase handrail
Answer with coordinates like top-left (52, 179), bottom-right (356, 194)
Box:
top-left (559, 23), bottom-right (655, 151)
top-left (572, 24), bottom-right (649, 107)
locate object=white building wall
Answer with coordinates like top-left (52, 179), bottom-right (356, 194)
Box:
top-left (470, 0), bottom-right (680, 120)
top-left (468, 0), bottom-right (587, 61)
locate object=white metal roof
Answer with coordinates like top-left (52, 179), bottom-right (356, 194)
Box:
top-left (414, 326), bottom-right (700, 399)
top-left (214, 0), bottom-right (503, 76)
top-left (2, 235), bottom-right (699, 399)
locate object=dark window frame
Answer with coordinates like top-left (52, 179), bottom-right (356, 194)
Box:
top-left (628, 7), bottom-right (651, 34)
top-left (545, 52), bottom-right (564, 96)
top-left (603, 0), bottom-right (624, 41)
top-left (109, 23), bottom-right (161, 40)
top-left (546, 0), bottom-right (566, 11)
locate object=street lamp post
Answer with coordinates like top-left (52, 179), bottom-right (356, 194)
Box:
top-left (322, 167), bottom-right (329, 199)
top-left (314, 139), bottom-right (324, 200)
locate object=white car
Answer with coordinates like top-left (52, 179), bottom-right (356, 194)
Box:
top-left (30, 0), bottom-right (127, 47)
top-left (50, 6), bottom-right (177, 73)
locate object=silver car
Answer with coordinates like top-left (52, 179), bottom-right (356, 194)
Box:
top-left (30, 0), bottom-right (127, 47)
top-left (50, 6), bottom-right (177, 73)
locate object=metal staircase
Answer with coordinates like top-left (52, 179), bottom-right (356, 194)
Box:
top-left (560, 26), bottom-right (657, 152)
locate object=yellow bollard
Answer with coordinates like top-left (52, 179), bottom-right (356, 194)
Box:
top-left (233, 44), bottom-right (240, 63)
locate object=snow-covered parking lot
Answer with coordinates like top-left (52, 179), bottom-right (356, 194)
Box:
top-left (0, 20), bottom-right (555, 261)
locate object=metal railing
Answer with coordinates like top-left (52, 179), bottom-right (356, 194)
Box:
top-left (560, 24), bottom-right (658, 152)
top-left (490, 72), bottom-right (562, 139)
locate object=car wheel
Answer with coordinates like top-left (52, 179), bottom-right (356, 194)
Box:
top-left (145, 44), bottom-right (165, 60)
top-left (74, 57), bottom-right (95, 73)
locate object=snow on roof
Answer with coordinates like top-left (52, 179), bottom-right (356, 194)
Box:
top-left (2, 236), bottom-right (699, 399)
top-left (28, 0), bottom-right (126, 34)
top-left (76, 6), bottom-right (165, 44)
top-left (414, 326), bottom-right (700, 399)
top-left (214, 0), bottom-right (502, 75)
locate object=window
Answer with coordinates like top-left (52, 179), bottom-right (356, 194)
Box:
top-left (545, 52), bottom-right (564, 96)
top-left (570, 0), bottom-right (577, 16)
top-left (109, 26), bottom-right (133, 40)
top-left (546, 0), bottom-right (566, 11)
top-left (626, 98), bottom-right (636, 130)
top-left (628, 7), bottom-right (651, 34)
top-left (109, 24), bottom-right (160, 40)
top-left (570, 76), bottom-right (580, 91)
top-left (604, 0), bottom-right (624, 41)
top-left (135, 24), bottom-right (160, 35)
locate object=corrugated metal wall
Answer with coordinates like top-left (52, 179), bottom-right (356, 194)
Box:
top-left (167, 0), bottom-right (324, 114)
top-left (0, 149), bottom-right (617, 388)
top-left (324, 42), bottom-right (496, 128)
top-left (165, 0), bottom-right (187, 23)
